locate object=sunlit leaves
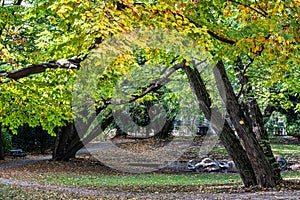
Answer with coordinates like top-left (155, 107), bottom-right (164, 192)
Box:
top-left (1, 0), bottom-right (299, 135)
top-left (0, 67), bottom-right (75, 134)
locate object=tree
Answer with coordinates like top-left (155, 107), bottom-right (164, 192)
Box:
top-left (184, 63), bottom-right (257, 186)
top-left (115, 0), bottom-right (300, 187)
top-left (1, 0), bottom-right (299, 187)
top-left (265, 92), bottom-right (300, 138)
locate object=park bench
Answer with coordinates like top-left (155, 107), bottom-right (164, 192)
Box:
top-left (9, 149), bottom-right (27, 158)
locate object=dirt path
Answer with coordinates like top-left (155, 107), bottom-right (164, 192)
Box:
top-left (0, 143), bottom-right (107, 169)
top-left (0, 155), bottom-right (51, 169)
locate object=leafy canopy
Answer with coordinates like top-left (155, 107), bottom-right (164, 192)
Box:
top-left (0, 0), bottom-right (299, 134)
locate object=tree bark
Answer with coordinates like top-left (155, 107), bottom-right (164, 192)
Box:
top-left (0, 58), bottom-right (81, 80)
top-left (246, 97), bottom-right (281, 179)
top-left (213, 60), bottom-right (281, 187)
top-left (52, 115), bottom-right (114, 161)
top-left (52, 122), bottom-right (75, 161)
top-left (234, 57), bottom-right (281, 180)
top-left (184, 65), bottom-right (257, 187)
top-left (63, 115), bottom-right (114, 161)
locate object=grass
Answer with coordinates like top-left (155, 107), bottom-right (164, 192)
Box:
top-left (41, 173), bottom-right (241, 187)
top-left (35, 171), bottom-right (300, 188)
top-left (1, 171), bottom-right (299, 199)
top-left (281, 171), bottom-right (300, 179)
top-left (209, 143), bottom-right (300, 161)
top-left (271, 144), bottom-right (300, 159)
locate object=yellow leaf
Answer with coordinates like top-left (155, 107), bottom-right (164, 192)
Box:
top-left (120, 14), bottom-right (126, 19)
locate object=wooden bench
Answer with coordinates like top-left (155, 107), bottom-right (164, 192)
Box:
top-left (10, 149), bottom-right (27, 158)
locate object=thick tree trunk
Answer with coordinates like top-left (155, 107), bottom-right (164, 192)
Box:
top-left (52, 115), bottom-right (114, 161)
top-left (0, 124), bottom-right (5, 160)
top-left (213, 60), bottom-right (281, 187)
top-left (52, 122), bottom-right (75, 161)
top-left (246, 98), bottom-right (281, 179)
top-left (184, 65), bottom-right (257, 187)
top-left (63, 115), bottom-right (114, 160)
top-left (234, 57), bottom-right (281, 180)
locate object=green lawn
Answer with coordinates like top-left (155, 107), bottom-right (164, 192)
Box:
top-left (42, 173), bottom-right (241, 187)
top-left (1, 171), bottom-right (299, 199)
top-left (209, 143), bottom-right (300, 160)
top-left (37, 171), bottom-right (300, 188)
top-left (271, 144), bottom-right (300, 159)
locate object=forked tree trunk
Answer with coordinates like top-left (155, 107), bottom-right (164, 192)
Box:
top-left (234, 57), bottom-right (280, 179)
top-left (64, 115), bottom-right (113, 160)
top-left (184, 65), bottom-right (257, 187)
top-left (52, 115), bottom-right (114, 161)
top-left (213, 60), bottom-right (281, 187)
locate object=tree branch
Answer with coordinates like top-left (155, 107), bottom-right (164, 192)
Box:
top-left (0, 57), bottom-right (81, 80)
top-left (182, 15), bottom-right (236, 45)
top-left (206, 30), bottom-right (236, 45)
top-left (230, 0), bottom-right (267, 17)
top-left (254, 0), bottom-right (268, 16)
top-left (112, 60), bottom-right (187, 105)
top-left (234, 56), bottom-right (254, 99)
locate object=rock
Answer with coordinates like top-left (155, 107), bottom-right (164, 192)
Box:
top-left (187, 158), bottom-right (237, 173)
top-left (290, 164), bottom-right (300, 171)
top-left (227, 160), bottom-right (238, 172)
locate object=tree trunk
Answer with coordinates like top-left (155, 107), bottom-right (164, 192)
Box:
top-left (52, 122), bottom-right (75, 161)
top-left (36, 126), bottom-right (46, 154)
top-left (184, 65), bottom-right (257, 187)
top-left (213, 60), bottom-right (281, 187)
top-left (64, 115), bottom-right (114, 161)
top-left (0, 124), bottom-right (5, 160)
top-left (52, 115), bottom-right (114, 161)
top-left (246, 97), bottom-right (281, 180)
top-left (234, 57), bottom-right (281, 180)
top-left (153, 117), bottom-right (175, 139)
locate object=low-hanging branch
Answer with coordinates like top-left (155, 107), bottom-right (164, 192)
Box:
top-left (0, 57), bottom-right (81, 81)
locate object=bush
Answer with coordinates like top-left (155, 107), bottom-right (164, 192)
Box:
top-left (1, 127), bottom-right (12, 153)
